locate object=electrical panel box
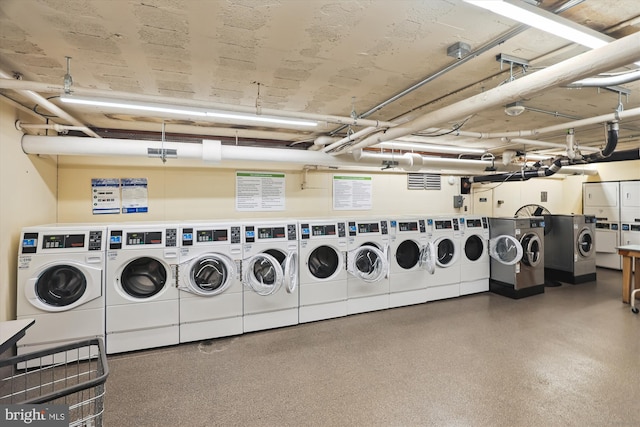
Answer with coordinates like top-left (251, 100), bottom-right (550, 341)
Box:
top-left (453, 195), bottom-right (464, 208)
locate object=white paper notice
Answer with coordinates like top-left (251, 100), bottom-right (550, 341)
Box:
top-left (92, 178), bottom-right (120, 215)
top-left (333, 175), bottom-right (372, 210)
top-left (236, 171), bottom-right (285, 211)
top-left (121, 178), bottom-right (149, 213)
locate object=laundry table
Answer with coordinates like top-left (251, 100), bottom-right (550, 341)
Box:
top-left (617, 244), bottom-right (640, 303)
top-left (0, 318), bottom-right (34, 354)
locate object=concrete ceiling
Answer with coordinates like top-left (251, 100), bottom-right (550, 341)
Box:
top-left (1, 0), bottom-right (640, 169)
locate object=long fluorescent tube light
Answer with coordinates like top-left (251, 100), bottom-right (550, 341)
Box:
top-left (60, 95), bottom-right (318, 127)
top-left (464, 0), bottom-right (609, 49)
top-left (376, 141), bottom-right (487, 154)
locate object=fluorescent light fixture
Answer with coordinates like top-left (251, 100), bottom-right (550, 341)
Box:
top-left (464, 0), bottom-right (610, 49)
top-left (376, 141), bottom-right (487, 154)
top-left (60, 95), bottom-right (318, 127)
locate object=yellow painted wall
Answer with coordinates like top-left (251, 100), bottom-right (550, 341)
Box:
top-left (0, 101), bottom-right (57, 321)
top-left (56, 157), bottom-right (465, 222)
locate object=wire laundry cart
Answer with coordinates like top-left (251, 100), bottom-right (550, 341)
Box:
top-left (0, 338), bottom-right (109, 426)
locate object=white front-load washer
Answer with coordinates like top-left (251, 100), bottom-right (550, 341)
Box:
top-left (177, 222), bottom-right (243, 343)
top-left (459, 216), bottom-right (490, 296)
top-left (16, 224), bottom-right (107, 356)
top-left (298, 219), bottom-right (348, 323)
top-left (425, 217), bottom-right (462, 302)
top-left (346, 219), bottom-right (391, 315)
top-left (242, 221), bottom-right (299, 332)
top-left (388, 218), bottom-right (435, 308)
top-left (105, 223), bottom-right (180, 354)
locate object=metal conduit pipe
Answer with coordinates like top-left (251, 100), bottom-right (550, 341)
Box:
top-left (468, 122), bottom-right (620, 183)
top-left (0, 78), bottom-right (395, 129)
top-left (0, 70), bottom-right (100, 138)
top-left (568, 69), bottom-right (640, 88)
top-left (343, 32), bottom-right (640, 153)
top-left (505, 138), bottom-right (601, 152)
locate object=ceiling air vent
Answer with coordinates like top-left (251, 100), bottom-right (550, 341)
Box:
top-left (407, 173), bottom-right (441, 190)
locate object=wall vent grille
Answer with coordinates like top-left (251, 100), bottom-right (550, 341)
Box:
top-left (407, 173), bottom-right (441, 190)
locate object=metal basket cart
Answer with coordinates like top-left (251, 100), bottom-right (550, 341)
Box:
top-left (0, 338), bottom-right (108, 426)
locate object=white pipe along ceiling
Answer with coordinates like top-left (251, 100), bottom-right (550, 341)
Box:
top-left (3, 1), bottom-right (640, 177)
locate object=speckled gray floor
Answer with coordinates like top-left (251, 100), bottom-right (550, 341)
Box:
top-left (104, 268), bottom-right (639, 427)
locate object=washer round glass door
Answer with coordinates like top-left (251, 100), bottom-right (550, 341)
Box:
top-left (35, 264), bottom-right (87, 307)
top-left (435, 238), bottom-right (457, 267)
top-left (520, 233), bottom-right (542, 267)
top-left (308, 246), bottom-right (340, 279)
top-left (577, 228), bottom-right (594, 258)
top-left (396, 240), bottom-right (420, 270)
top-left (489, 235), bottom-right (523, 265)
top-left (348, 243), bottom-right (387, 283)
top-left (464, 235), bottom-right (485, 262)
top-left (243, 249), bottom-right (286, 296)
top-left (120, 257), bottom-right (168, 298)
top-left (185, 254), bottom-right (235, 296)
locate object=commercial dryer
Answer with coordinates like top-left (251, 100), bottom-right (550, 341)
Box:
top-left (583, 181), bottom-right (622, 270)
top-left (544, 215), bottom-right (596, 284)
top-left (488, 217), bottom-right (545, 299)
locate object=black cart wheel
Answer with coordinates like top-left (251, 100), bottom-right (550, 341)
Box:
top-left (632, 307), bottom-right (639, 314)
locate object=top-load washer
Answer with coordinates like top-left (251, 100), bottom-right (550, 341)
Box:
top-left (177, 222), bottom-right (243, 343)
top-left (346, 219), bottom-right (391, 315)
top-left (459, 216), bottom-right (491, 296)
top-left (16, 224), bottom-right (107, 356)
top-left (242, 220), bottom-right (299, 332)
top-left (388, 218), bottom-right (435, 308)
top-left (544, 215), bottom-right (596, 284)
top-left (105, 223), bottom-right (180, 354)
top-left (489, 217), bottom-right (544, 299)
top-left (425, 217), bottom-right (462, 302)
top-left (298, 219), bottom-right (348, 323)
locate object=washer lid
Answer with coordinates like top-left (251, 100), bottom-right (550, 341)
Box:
top-left (464, 234), bottom-right (485, 262)
top-left (25, 262), bottom-right (102, 312)
top-left (307, 245), bottom-right (340, 279)
top-left (347, 244), bottom-right (388, 283)
top-left (179, 253), bottom-right (235, 296)
top-left (243, 252), bottom-right (284, 296)
top-left (420, 241), bottom-right (436, 275)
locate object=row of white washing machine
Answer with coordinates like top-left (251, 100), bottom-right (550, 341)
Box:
top-left (16, 216), bottom-right (524, 356)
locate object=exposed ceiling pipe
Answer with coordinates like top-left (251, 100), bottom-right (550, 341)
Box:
top-left (468, 122), bottom-right (619, 183)
top-left (337, 32), bottom-right (640, 153)
top-left (567, 69), bottom-right (640, 88)
top-left (499, 138), bottom-right (601, 152)
top-left (0, 70), bottom-right (100, 138)
top-left (20, 134), bottom-right (541, 173)
top-left (0, 78), bottom-right (395, 130)
top-left (16, 121), bottom-right (90, 133)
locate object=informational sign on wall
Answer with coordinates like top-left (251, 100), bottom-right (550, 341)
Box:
top-left (121, 178), bottom-right (149, 213)
top-left (333, 175), bottom-right (372, 210)
top-left (91, 178), bottom-right (120, 215)
top-left (236, 171), bottom-right (286, 211)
